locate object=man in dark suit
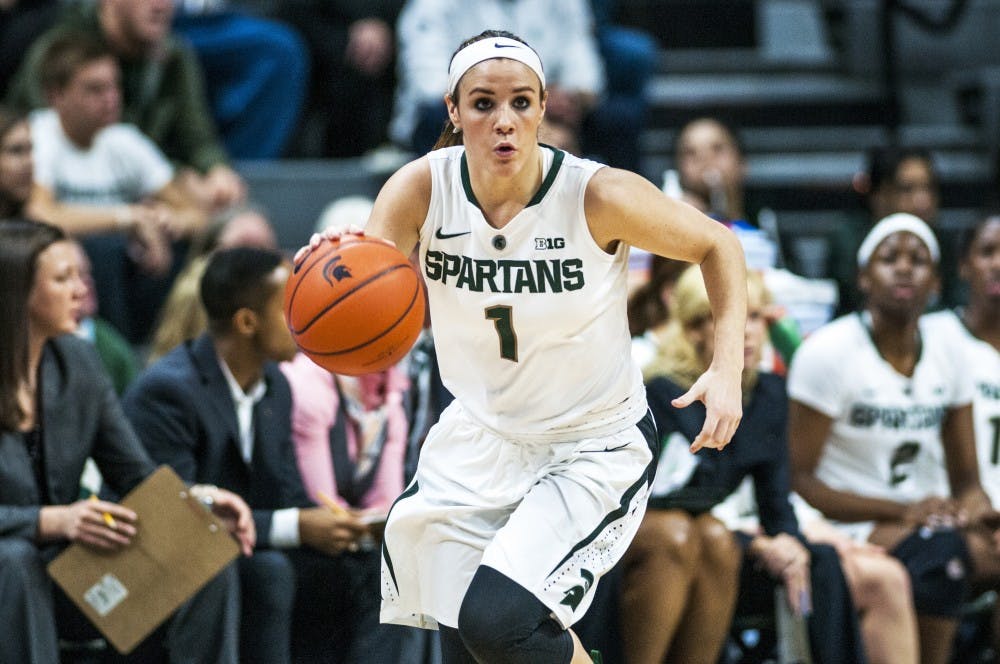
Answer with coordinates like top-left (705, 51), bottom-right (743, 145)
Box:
top-left (122, 247), bottom-right (416, 664)
top-left (0, 334), bottom-right (251, 663)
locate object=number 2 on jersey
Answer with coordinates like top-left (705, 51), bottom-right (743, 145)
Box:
top-left (485, 305), bottom-right (518, 361)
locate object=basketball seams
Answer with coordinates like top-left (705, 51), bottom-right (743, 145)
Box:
top-left (285, 236), bottom-right (425, 375)
top-left (291, 262), bottom-right (413, 335)
top-left (285, 236), bottom-right (407, 331)
top-left (296, 280), bottom-right (422, 365)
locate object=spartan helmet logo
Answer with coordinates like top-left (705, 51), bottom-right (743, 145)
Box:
top-left (322, 255), bottom-right (352, 286)
top-left (559, 568), bottom-right (594, 611)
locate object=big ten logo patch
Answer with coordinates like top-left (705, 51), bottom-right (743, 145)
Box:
top-left (534, 237), bottom-right (565, 250)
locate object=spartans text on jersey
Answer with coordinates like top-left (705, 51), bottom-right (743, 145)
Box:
top-left (424, 250), bottom-right (585, 293)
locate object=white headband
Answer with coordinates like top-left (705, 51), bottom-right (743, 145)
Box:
top-left (857, 212), bottom-right (940, 268)
top-left (447, 37), bottom-right (545, 97)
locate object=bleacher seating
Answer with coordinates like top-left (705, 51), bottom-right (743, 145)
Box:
top-left (234, 157), bottom-right (393, 251)
top-left (623, 0), bottom-right (999, 281)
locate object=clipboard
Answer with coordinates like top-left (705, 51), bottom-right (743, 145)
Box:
top-left (48, 465), bottom-right (240, 654)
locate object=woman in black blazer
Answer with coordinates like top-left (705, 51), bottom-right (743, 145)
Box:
top-left (0, 218), bottom-right (253, 664)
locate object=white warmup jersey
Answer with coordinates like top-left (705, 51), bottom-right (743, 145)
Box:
top-left (925, 310), bottom-right (1000, 506)
top-left (787, 313), bottom-right (974, 541)
top-left (419, 145), bottom-right (647, 440)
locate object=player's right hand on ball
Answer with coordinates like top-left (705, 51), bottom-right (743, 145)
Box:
top-left (293, 225), bottom-right (366, 265)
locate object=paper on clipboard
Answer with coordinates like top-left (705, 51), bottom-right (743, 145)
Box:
top-left (47, 465), bottom-right (239, 654)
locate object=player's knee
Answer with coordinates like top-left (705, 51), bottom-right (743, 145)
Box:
top-left (456, 577), bottom-right (524, 655)
top-left (892, 528), bottom-right (970, 617)
top-left (457, 566), bottom-right (570, 663)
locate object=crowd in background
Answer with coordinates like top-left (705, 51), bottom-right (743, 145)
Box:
top-left (1, 1), bottom-right (999, 663)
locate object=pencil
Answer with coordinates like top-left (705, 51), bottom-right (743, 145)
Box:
top-left (316, 490), bottom-right (348, 516)
top-left (90, 493), bottom-right (117, 529)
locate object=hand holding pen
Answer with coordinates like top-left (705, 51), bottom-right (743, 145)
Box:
top-left (48, 494), bottom-right (138, 551)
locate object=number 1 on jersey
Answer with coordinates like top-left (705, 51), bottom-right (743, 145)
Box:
top-left (485, 305), bottom-right (518, 361)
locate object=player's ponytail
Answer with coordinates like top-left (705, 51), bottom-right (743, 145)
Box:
top-left (432, 120), bottom-right (463, 151)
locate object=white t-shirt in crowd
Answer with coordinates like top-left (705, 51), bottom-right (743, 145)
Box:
top-left (30, 108), bottom-right (173, 206)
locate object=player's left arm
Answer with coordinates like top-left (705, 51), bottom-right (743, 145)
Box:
top-left (586, 167), bottom-right (747, 451)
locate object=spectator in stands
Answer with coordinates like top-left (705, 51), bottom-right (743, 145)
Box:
top-left (0, 105), bottom-right (33, 218)
top-left (788, 213), bottom-right (1000, 664)
top-left (634, 264), bottom-right (867, 664)
top-left (172, 0), bottom-right (308, 160)
top-left (674, 117), bottom-right (801, 362)
top-left (6, 0), bottom-right (247, 211)
top-left (273, 0), bottom-right (405, 158)
top-left (392, 0), bottom-right (648, 170)
top-left (858, 145), bottom-right (966, 309)
top-left (26, 31), bottom-right (208, 344)
top-left (123, 247), bottom-right (417, 664)
top-left (147, 202), bottom-right (279, 364)
top-left (69, 239), bottom-right (139, 396)
top-left (0, 217), bottom-right (253, 664)
top-left (674, 117), bottom-right (749, 223)
top-left (673, 115), bottom-right (840, 283)
top-left (863, 146), bottom-right (940, 227)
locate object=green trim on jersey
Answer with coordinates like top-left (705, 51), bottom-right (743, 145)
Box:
top-left (460, 145), bottom-right (565, 210)
top-left (382, 480), bottom-right (420, 593)
top-left (547, 470), bottom-right (648, 577)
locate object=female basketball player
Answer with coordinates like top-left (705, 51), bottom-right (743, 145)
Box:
top-left (787, 213), bottom-right (1000, 664)
top-left (297, 30), bottom-right (747, 663)
top-left (924, 214), bottom-right (1000, 657)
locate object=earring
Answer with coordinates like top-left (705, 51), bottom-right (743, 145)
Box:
top-left (452, 126), bottom-right (461, 134)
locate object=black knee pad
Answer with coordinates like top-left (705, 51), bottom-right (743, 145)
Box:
top-left (457, 566), bottom-right (573, 664)
top-left (891, 527), bottom-right (971, 618)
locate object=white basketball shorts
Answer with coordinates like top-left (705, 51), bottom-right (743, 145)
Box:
top-left (380, 401), bottom-right (655, 630)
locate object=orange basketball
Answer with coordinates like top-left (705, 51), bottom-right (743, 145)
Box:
top-left (284, 235), bottom-right (425, 376)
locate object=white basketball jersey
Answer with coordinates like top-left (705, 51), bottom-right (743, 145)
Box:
top-left (787, 313), bottom-right (973, 509)
top-left (419, 146), bottom-right (646, 440)
top-left (925, 310), bottom-right (1000, 506)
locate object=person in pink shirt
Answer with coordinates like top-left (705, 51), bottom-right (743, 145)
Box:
top-left (281, 352), bottom-right (410, 517)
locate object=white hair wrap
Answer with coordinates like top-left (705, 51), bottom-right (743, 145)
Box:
top-left (857, 212), bottom-right (940, 268)
top-left (447, 37), bottom-right (545, 97)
